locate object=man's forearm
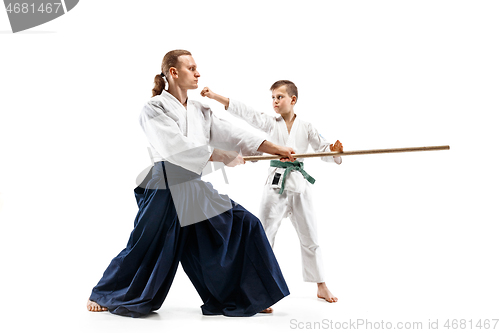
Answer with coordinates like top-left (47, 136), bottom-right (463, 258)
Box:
top-left (257, 140), bottom-right (294, 161)
top-left (209, 148), bottom-right (225, 162)
top-left (257, 140), bottom-right (280, 155)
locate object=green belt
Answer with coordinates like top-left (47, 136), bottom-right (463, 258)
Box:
top-left (270, 160), bottom-right (316, 194)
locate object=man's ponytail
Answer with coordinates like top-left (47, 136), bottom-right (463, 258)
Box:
top-left (152, 74), bottom-right (166, 97)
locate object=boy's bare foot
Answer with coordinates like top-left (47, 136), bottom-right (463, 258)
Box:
top-left (87, 299), bottom-right (108, 312)
top-left (317, 282), bottom-right (338, 303)
top-left (260, 307), bottom-right (273, 313)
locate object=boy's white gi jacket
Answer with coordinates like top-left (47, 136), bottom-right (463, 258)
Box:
top-left (226, 100), bottom-right (342, 193)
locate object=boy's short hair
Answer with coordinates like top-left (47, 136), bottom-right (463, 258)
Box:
top-left (270, 80), bottom-right (298, 101)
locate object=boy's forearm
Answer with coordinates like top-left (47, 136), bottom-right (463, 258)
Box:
top-left (212, 93), bottom-right (230, 109)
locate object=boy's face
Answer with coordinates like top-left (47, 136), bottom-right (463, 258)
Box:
top-left (271, 85), bottom-right (296, 115)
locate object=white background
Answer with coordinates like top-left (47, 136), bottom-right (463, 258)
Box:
top-left (1, 1), bottom-right (499, 332)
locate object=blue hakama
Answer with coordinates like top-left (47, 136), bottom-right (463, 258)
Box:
top-left (89, 161), bottom-right (289, 317)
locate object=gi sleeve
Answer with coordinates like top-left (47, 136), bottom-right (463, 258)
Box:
top-left (209, 112), bottom-right (266, 157)
top-left (226, 99), bottom-right (276, 134)
top-left (307, 122), bottom-right (342, 165)
top-left (139, 100), bottom-right (213, 175)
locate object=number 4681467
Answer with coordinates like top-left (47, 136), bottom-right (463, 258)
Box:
top-left (444, 319), bottom-right (498, 330)
top-left (6, 3), bottom-right (62, 14)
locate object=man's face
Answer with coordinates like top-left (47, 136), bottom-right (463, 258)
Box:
top-left (174, 55), bottom-right (200, 90)
top-left (271, 85), bottom-right (295, 115)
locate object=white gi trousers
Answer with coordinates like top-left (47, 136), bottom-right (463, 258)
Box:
top-left (259, 182), bottom-right (324, 283)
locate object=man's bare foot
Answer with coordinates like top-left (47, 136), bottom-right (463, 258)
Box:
top-left (317, 282), bottom-right (338, 303)
top-left (260, 307), bottom-right (273, 313)
top-left (87, 299), bottom-right (108, 312)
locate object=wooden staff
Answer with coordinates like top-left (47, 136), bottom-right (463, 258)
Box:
top-left (243, 145), bottom-right (450, 162)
